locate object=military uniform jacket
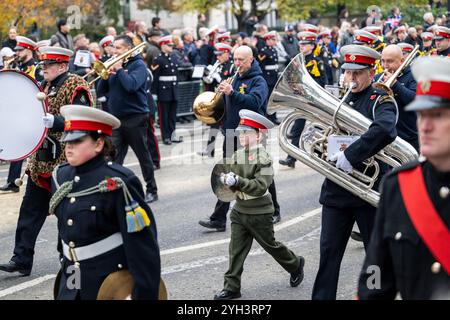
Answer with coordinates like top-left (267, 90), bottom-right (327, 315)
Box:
top-left (225, 144), bottom-right (274, 215)
top-left (19, 58), bottom-right (43, 82)
top-left (151, 52), bottom-right (179, 102)
top-left (258, 45), bottom-right (279, 86)
top-left (304, 52), bottom-right (326, 87)
top-left (51, 155), bottom-right (161, 300)
top-left (319, 85), bottom-right (398, 208)
top-left (358, 160), bottom-right (450, 299)
top-left (212, 60), bottom-right (234, 90)
top-left (438, 46), bottom-right (450, 57)
top-left (26, 72), bottom-right (92, 190)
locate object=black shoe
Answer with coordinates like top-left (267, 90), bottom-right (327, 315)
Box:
top-left (214, 289), bottom-right (241, 300)
top-left (153, 163), bottom-right (160, 170)
top-left (145, 193), bottom-right (158, 203)
top-left (290, 256), bottom-right (305, 287)
top-left (171, 136), bottom-right (183, 143)
top-left (279, 158), bottom-right (295, 168)
top-left (163, 139), bottom-right (172, 145)
top-left (272, 214), bottom-right (281, 224)
top-left (198, 219), bottom-right (226, 232)
top-left (196, 149), bottom-right (214, 158)
top-left (0, 183), bottom-right (19, 193)
top-left (0, 261), bottom-right (31, 276)
top-left (350, 231), bottom-right (363, 242)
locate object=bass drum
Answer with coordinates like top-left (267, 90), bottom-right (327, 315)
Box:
top-left (0, 70), bottom-right (48, 161)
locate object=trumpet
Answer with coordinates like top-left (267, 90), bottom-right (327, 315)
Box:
top-left (373, 44), bottom-right (420, 96)
top-left (83, 42), bottom-right (147, 86)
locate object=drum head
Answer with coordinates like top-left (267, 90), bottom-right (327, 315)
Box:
top-left (0, 70), bottom-right (47, 161)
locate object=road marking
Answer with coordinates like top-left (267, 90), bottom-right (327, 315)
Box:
top-left (0, 274), bottom-right (56, 298)
top-left (160, 207), bottom-right (321, 256)
top-left (161, 227), bottom-right (321, 275)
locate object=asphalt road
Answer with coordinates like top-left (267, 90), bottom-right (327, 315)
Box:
top-left (0, 118), bottom-right (366, 300)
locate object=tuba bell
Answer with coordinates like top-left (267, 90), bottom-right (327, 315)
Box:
top-left (193, 67), bottom-right (239, 125)
top-left (268, 53), bottom-right (418, 207)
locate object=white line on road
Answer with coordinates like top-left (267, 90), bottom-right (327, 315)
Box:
top-left (0, 274), bottom-right (56, 298)
top-left (160, 207), bottom-right (321, 256)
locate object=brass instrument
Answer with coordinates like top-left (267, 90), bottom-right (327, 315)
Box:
top-left (193, 67), bottom-right (240, 125)
top-left (373, 44), bottom-right (420, 95)
top-left (268, 53), bottom-right (418, 207)
top-left (83, 42), bottom-right (147, 86)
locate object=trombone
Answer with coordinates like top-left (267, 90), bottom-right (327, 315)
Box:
top-left (373, 44), bottom-right (420, 96)
top-left (83, 42), bottom-right (147, 86)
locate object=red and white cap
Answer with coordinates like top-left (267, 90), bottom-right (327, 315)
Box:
top-left (397, 42), bottom-right (415, 54)
top-left (158, 35), bottom-right (173, 46)
top-left (300, 24), bottom-right (319, 34)
top-left (421, 32), bottom-right (434, 42)
top-left (217, 32), bottom-right (231, 42)
top-left (14, 36), bottom-right (37, 51)
top-left (394, 25), bottom-right (407, 34)
top-left (36, 39), bottom-right (51, 53)
top-left (236, 109), bottom-right (274, 132)
top-left (214, 43), bottom-right (232, 55)
top-left (60, 105), bottom-right (120, 142)
top-left (262, 31), bottom-right (277, 41)
top-left (99, 35), bottom-right (114, 48)
top-left (39, 46), bottom-right (73, 64)
top-left (206, 25), bottom-right (220, 36)
top-left (340, 44), bottom-right (381, 70)
top-left (353, 30), bottom-right (379, 45)
top-left (318, 29), bottom-right (332, 39)
top-left (434, 26), bottom-right (450, 40)
top-left (406, 56), bottom-right (450, 111)
top-left (363, 26), bottom-right (383, 36)
top-left (297, 32), bottom-right (317, 44)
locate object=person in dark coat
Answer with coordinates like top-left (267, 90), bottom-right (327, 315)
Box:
top-left (358, 56), bottom-right (450, 300)
top-left (51, 105), bottom-right (160, 300)
top-left (311, 45), bottom-right (398, 300)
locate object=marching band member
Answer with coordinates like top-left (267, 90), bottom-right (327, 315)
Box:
top-left (358, 56), bottom-right (450, 299)
top-left (0, 47), bottom-right (93, 276)
top-left (99, 35), bottom-right (115, 62)
top-left (312, 45), bottom-right (398, 300)
top-left (434, 26), bottom-right (450, 57)
top-left (258, 31), bottom-right (279, 95)
top-left (51, 105), bottom-right (160, 300)
top-left (397, 42), bottom-right (415, 58)
top-left (214, 110), bottom-right (304, 300)
top-left (420, 32), bottom-right (436, 56)
top-left (378, 44), bottom-right (418, 150)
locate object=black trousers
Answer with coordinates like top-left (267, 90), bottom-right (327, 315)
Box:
top-left (7, 160), bottom-right (23, 183)
top-left (311, 203), bottom-right (376, 300)
top-left (158, 101), bottom-right (178, 141)
top-left (204, 124), bottom-right (221, 157)
top-left (113, 113), bottom-right (157, 194)
top-left (12, 178), bottom-right (50, 268)
top-left (287, 119), bottom-right (306, 162)
top-left (209, 132), bottom-right (280, 223)
top-left (147, 116), bottom-right (161, 166)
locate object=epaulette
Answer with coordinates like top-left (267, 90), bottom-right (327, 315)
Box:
top-left (106, 161), bottom-right (135, 178)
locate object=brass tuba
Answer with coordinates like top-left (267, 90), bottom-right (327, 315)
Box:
top-left (193, 67), bottom-right (240, 125)
top-left (268, 54), bottom-right (418, 207)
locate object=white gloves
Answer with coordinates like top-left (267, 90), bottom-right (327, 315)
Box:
top-left (220, 172), bottom-right (238, 186)
top-left (43, 113), bottom-right (55, 128)
top-left (329, 151), bottom-right (353, 173)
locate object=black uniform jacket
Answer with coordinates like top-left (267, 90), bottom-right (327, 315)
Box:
top-left (52, 155), bottom-right (161, 300)
top-left (358, 160), bottom-right (450, 299)
top-left (319, 85), bottom-right (398, 208)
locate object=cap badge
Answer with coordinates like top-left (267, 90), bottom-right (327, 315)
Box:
top-left (349, 55), bottom-right (356, 61)
top-left (64, 120), bottom-right (71, 130)
top-left (420, 81), bottom-right (431, 94)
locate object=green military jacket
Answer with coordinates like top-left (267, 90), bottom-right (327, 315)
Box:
top-left (226, 144), bottom-right (274, 215)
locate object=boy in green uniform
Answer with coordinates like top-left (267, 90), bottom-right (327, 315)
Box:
top-left (214, 109), bottom-right (305, 300)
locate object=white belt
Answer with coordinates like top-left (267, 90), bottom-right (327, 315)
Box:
top-left (62, 232), bottom-right (123, 262)
top-left (236, 190), bottom-right (269, 201)
top-left (159, 76), bottom-right (177, 81)
top-left (265, 65), bottom-right (279, 71)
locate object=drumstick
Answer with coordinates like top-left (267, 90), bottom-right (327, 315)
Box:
top-left (36, 92), bottom-right (47, 114)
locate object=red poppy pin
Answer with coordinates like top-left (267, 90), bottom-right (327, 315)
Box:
top-left (248, 155), bottom-right (255, 161)
top-left (106, 178), bottom-right (118, 191)
top-left (370, 94), bottom-right (377, 100)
